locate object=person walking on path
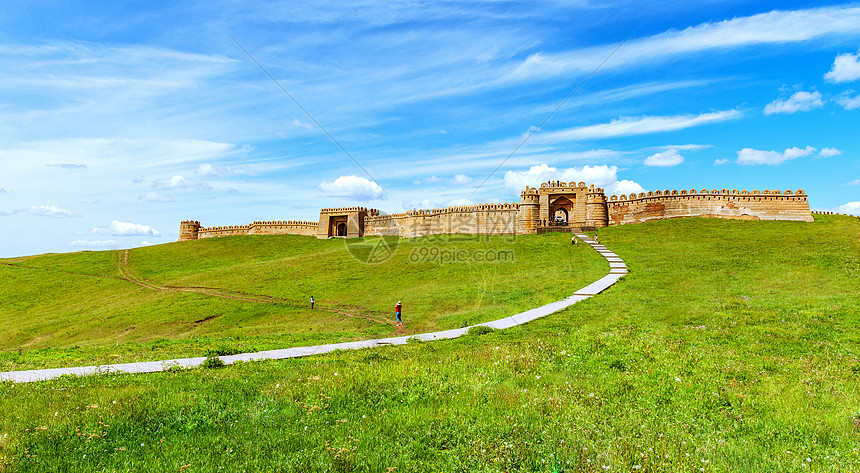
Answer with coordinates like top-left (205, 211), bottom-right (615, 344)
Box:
top-left (594, 234), bottom-right (599, 243)
top-left (310, 296), bottom-right (315, 309)
top-left (395, 301), bottom-right (402, 326)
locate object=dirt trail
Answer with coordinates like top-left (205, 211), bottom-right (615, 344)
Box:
top-left (1, 251), bottom-right (393, 327)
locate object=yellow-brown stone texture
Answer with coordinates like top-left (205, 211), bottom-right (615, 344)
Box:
top-left (606, 188), bottom-right (813, 226)
top-left (178, 183), bottom-right (812, 241)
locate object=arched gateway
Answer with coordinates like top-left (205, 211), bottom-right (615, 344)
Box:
top-left (517, 181), bottom-right (608, 234)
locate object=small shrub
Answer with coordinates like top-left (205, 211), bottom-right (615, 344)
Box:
top-left (609, 359), bottom-right (626, 371)
top-left (164, 363), bottom-right (188, 373)
top-left (468, 326), bottom-right (495, 336)
top-left (201, 356), bottom-right (225, 369)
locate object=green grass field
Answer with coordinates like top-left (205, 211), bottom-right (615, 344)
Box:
top-left (0, 232), bottom-right (605, 370)
top-left (1, 215), bottom-right (858, 472)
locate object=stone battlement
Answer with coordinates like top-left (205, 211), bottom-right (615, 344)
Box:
top-left (178, 181), bottom-right (813, 242)
top-left (320, 207), bottom-right (380, 216)
top-left (609, 188), bottom-right (807, 202)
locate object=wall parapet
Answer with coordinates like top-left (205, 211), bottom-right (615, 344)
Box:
top-left (608, 188), bottom-right (807, 202)
top-left (364, 202), bottom-right (519, 223)
top-left (812, 210), bottom-right (859, 218)
top-left (320, 207), bottom-right (380, 216)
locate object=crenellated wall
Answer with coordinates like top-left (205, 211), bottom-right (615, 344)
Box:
top-left (606, 188), bottom-right (813, 226)
top-left (195, 220), bottom-right (318, 239)
top-left (364, 203), bottom-right (520, 238)
top-left (179, 182), bottom-right (814, 242)
top-left (249, 220), bottom-right (319, 237)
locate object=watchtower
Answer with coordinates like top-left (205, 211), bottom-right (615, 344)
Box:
top-left (179, 220), bottom-right (201, 241)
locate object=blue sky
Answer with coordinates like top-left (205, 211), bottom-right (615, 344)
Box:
top-left (1, 0), bottom-right (859, 257)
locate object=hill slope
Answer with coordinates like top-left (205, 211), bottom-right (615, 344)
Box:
top-left (0, 232), bottom-right (605, 369)
top-left (1, 215), bottom-right (858, 472)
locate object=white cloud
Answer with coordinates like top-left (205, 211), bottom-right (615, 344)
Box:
top-left (825, 50), bottom-right (860, 83)
top-left (69, 240), bottom-right (117, 248)
top-left (291, 118), bottom-right (313, 130)
top-left (402, 198), bottom-right (439, 210)
top-left (425, 175), bottom-right (443, 183)
top-left (318, 175), bottom-right (384, 200)
top-left (196, 163), bottom-right (255, 177)
top-left (819, 148), bottom-right (842, 158)
top-left (93, 220), bottom-right (161, 237)
top-left (764, 91), bottom-right (824, 114)
top-left (605, 180), bottom-right (646, 196)
top-left (644, 149), bottom-right (684, 167)
top-left (504, 164), bottom-right (621, 194)
top-left (152, 175), bottom-right (211, 190)
top-left (138, 192), bottom-right (173, 202)
top-left (25, 205), bottom-right (80, 218)
top-left (836, 92), bottom-right (860, 110)
top-left (507, 6), bottom-right (860, 83)
top-left (736, 146), bottom-right (816, 165)
top-left (454, 174), bottom-right (474, 185)
top-left (46, 163), bottom-right (87, 169)
top-left (0, 188), bottom-right (6, 194)
top-left (714, 158), bottom-right (730, 165)
top-left (845, 179), bottom-right (860, 186)
top-left (836, 201), bottom-right (860, 215)
top-left (537, 111), bottom-right (741, 143)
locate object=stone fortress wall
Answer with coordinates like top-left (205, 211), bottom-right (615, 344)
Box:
top-left (606, 188), bottom-right (813, 226)
top-left (178, 181), bottom-right (813, 241)
top-left (363, 203), bottom-right (520, 238)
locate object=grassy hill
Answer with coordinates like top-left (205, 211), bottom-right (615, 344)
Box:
top-left (1, 215), bottom-right (858, 472)
top-left (0, 232), bottom-right (605, 370)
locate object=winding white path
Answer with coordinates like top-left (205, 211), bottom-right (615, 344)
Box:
top-left (0, 234), bottom-right (626, 383)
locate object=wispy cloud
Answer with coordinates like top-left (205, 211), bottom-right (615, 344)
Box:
top-left (737, 146), bottom-right (815, 165)
top-left (536, 110), bottom-right (741, 143)
top-left (0, 205), bottom-right (81, 218)
top-left (836, 91), bottom-right (860, 110)
top-left (507, 6), bottom-right (860, 82)
top-left (69, 240), bottom-right (118, 248)
top-left (93, 220), bottom-right (160, 237)
top-left (764, 91), bottom-right (824, 114)
top-left (138, 192), bottom-right (173, 202)
top-left (196, 163), bottom-right (256, 177)
top-left (152, 175), bottom-right (212, 191)
top-left (46, 163), bottom-right (87, 169)
top-left (291, 118), bottom-right (313, 130)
